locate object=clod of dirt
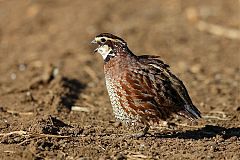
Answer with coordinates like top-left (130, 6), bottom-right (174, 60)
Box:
top-left (57, 77), bottom-right (86, 112)
top-left (1, 132), bottom-right (27, 144)
top-left (0, 106), bottom-right (7, 112)
top-left (36, 139), bottom-right (58, 151)
top-left (42, 75), bottom-right (86, 113)
top-left (58, 126), bottom-right (83, 136)
top-left (28, 115), bottom-right (72, 135)
top-left (27, 138), bottom-right (60, 158)
top-left (115, 153), bottom-right (127, 160)
top-left (29, 65), bottom-right (59, 90)
top-left (0, 120), bottom-right (9, 129)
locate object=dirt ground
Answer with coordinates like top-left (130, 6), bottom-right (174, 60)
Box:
top-left (0, 0), bottom-right (239, 159)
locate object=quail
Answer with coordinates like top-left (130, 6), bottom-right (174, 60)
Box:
top-left (91, 33), bottom-right (201, 137)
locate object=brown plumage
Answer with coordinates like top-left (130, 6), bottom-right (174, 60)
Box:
top-left (91, 33), bottom-right (201, 136)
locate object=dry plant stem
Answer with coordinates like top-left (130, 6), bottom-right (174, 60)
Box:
top-left (196, 20), bottom-right (240, 40)
top-left (3, 151), bottom-right (15, 154)
top-left (174, 123), bottom-right (205, 128)
top-left (0, 130), bottom-right (28, 137)
top-left (71, 106), bottom-right (90, 112)
top-left (18, 137), bottom-right (39, 146)
top-left (202, 115), bottom-right (231, 121)
top-left (202, 110), bottom-right (231, 120)
top-left (5, 110), bottom-right (34, 115)
top-left (209, 111), bottom-right (227, 118)
top-left (186, 7), bottom-right (240, 40)
top-left (127, 151), bottom-right (151, 159)
top-left (0, 130), bottom-right (71, 138)
top-left (0, 130), bottom-right (71, 145)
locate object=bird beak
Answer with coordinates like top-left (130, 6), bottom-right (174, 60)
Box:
top-left (91, 39), bottom-right (98, 53)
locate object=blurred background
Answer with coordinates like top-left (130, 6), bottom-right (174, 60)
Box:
top-left (0, 0), bottom-right (239, 159)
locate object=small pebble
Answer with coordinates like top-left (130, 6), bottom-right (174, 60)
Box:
top-left (10, 73), bottom-right (16, 80)
top-left (18, 64), bottom-right (26, 71)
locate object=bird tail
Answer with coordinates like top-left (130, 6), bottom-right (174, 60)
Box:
top-left (178, 104), bottom-right (201, 121)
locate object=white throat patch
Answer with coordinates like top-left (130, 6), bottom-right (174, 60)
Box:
top-left (97, 45), bottom-right (114, 60)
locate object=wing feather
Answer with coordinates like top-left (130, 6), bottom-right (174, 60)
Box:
top-left (119, 55), bottom-right (202, 121)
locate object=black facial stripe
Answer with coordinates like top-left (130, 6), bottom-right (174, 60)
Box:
top-left (104, 50), bottom-right (115, 63)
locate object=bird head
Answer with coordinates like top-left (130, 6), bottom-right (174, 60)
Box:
top-left (91, 33), bottom-right (128, 61)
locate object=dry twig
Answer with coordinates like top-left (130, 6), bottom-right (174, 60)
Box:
top-left (71, 106), bottom-right (90, 112)
top-left (5, 110), bottom-right (34, 116)
top-left (186, 7), bottom-right (240, 40)
top-left (126, 152), bottom-right (152, 160)
top-left (202, 115), bottom-right (231, 121)
top-left (174, 123), bottom-right (204, 128)
top-left (196, 20), bottom-right (240, 40)
top-left (0, 130), bottom-right (71, 145)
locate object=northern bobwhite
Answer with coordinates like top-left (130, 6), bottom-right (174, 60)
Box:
top-left (91, 33), bottom-right (201, 136)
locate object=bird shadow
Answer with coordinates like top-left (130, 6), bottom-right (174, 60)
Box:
top-left (58, 77), bottom-right (86, 112)
top-left (152, 125), bottom-right (240, 140)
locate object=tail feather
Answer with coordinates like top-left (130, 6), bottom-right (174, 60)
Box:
top-left (178, 105), bottom-right (201, 121)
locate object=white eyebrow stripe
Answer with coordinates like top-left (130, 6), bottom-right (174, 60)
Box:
top-left (95, 37), bottom-right (123, 43)
top-left (149, 64), bottom-right (161, 70)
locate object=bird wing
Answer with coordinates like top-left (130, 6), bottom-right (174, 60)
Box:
top-left (119, 70), bottom-right (169, 122)
top-left (120, 55), bottom-right (201, 121)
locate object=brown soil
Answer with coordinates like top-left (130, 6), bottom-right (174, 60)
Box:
top-left (0, 0), bottom-right (239, 159)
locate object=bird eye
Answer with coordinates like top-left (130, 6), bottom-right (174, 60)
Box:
top-left (100, 38), bottom-right (106, 43)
